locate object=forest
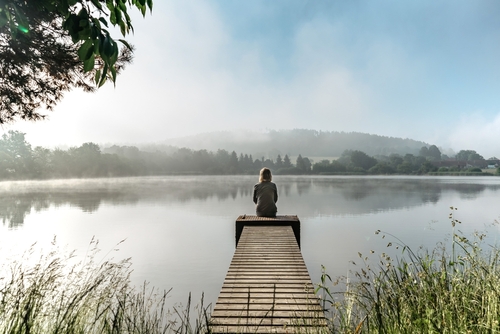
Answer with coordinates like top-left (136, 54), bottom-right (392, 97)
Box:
top-left (0, 130), bottom-right (497, 180)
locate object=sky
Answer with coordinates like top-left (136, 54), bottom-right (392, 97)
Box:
top-left (4, 0), bottom-right (500, 157)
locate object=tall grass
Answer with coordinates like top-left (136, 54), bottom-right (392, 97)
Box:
top-left (317, 207), bottom-right (500, 333)
top-left (0, 237), bottom-right (210, 334)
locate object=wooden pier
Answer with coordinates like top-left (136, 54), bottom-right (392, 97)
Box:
top-left (210, 215), bottom-right (326, 333)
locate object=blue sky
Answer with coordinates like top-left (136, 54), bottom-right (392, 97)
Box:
top-left (5, 0), bottom-right (500, 157)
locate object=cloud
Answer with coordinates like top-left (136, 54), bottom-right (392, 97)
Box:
top-left (2, 1), bottom-right (409, 146)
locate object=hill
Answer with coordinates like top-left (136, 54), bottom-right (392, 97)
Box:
top-left (162, 129), bottom-right (430, 159)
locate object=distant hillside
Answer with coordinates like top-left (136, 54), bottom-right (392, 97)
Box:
top-left (162, 129), bottom-right (430, 158)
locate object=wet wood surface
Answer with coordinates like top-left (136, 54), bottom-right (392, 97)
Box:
top-left (210, 224), bottom-right (326, 333)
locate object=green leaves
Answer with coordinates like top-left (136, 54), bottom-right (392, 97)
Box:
top-left (83, 55), bottom-right (95, 72)
top-left (90, 0), bottom-right (103, 11)
top-left (1, 0), bottom-right (153, 114)
top-left (78, 40), bottom-right (92, 60)
top-left (78, 39), bottom-right (95, 73)
top-left (58, 0), bottom-right (152, 86)
top-left (0, 10), bottom-right (8, 28)
top-left (118, 39), bottom-right (132, 51)
top-left (0, 3), bottom-right (30, 36)
top-left (8, 0), bottom-right (152, 86)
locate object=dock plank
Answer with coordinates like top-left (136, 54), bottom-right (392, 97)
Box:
top-left (210, 220), bottom-right (327, 333)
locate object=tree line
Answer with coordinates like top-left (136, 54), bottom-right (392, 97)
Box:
top-left (0, 131), bottom-right (497, 180)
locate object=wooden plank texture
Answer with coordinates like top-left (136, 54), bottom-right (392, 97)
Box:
top-left (210, 224), bottom-right (326, 333)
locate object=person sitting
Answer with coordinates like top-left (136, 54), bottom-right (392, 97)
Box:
top-left (253, 167), bottom-right (278, 217)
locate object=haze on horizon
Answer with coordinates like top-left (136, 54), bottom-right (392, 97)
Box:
top-left (3, 1), bottom-right (500, 158)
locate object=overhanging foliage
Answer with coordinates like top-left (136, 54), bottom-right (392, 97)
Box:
top-left (0, 0), bottom-right (152, 123)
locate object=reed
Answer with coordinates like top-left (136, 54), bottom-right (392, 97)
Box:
top-left (0, 237), bottom-right (210, 334)
top-left (317, 207), bottom-right (500, 333)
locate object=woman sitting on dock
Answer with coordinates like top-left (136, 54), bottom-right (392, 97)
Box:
top-left (253, 167), bottom-right (278, 217)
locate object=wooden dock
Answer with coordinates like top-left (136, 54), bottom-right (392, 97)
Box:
top-left (210, 215), bottom-right (326, 333)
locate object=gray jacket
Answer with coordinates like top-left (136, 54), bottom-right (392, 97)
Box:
top-left (253, 181), bottom-right (278, 217)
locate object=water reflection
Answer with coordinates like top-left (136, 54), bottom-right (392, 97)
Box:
top-left (1, 176), bottom-right (500, 228)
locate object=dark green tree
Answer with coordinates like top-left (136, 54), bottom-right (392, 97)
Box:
top-left (419, 146), bottom-right (429, 157)
top-left (296, 154), bottom-right (305, 171)
top-left (389, 154), bottom-right (403, 169)
top-left (456, 150), bottom-right (484, 161)
top-left (369, 162), bottom-right (395, 174)
top-left (418, 161), bottom-right (437, 174)
top-left (0, 130), bottom-right (34, 177)
top-left (312, 160), bottom-right (346, 173)
top-left (0, 0), bottom-right (152, 123)
top-left (350, 150), bottom-right (377, 171)
top-left (427, 145), bottom-right (441, 160)
top-left (32, 146), bottom-right (52, 177)
top-left (397, 161), bottom-right (413, 174)
top-left (51, 148), bottom-right (72, 177)
top-left (275, 154), bottom-right (283, 169)
top-left (229, 151), bottom-right (239, 173)
top-left (283, 154), bottom-right (292, 168)
top-left (338, 149), bottom-right (353, 165)
top-left (302, 157), bottom-right (312, 172)
top-left (70, 142), bottom-right (102, 177)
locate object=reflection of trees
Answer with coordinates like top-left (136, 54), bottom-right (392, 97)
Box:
top-left (340, 182), bottom-right (373, 201)
top-left (0, 177), bottom-right (256, 227)
top-left (0, 190), bottom-right (132, 228)
top-left (305, 177), bottom-right (500, 215)
top-left (1, 176), bottom-right (499, 227)
top-left (455, 184), bottom-right (487, 199)
top-left (0, 195), bottom-right (36, 228)
top-left (282, 183), bottom-right (291, 196)
top-left (296, 179), bottom-right (312, 196)
top-left (420, 191), bottom-right (441, 204)
top-left (239, 187), bottom-right (251, 198)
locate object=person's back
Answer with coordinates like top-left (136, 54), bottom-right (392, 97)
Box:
top-left (253, 168), bottom-right (278, 217)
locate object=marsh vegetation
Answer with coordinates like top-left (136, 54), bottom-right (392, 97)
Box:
top-left (317, 208), bottom-right (500, 333)
top-left (0, 238), bottom-right (210, 334)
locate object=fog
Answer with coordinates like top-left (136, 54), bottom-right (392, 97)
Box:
top-left (3, 176), bottom-right (500, 228)
top-left (3, 1), bottom-right (500, 158)
top-left (2, 175), bottom-right (500, 308)
top-left (3, 0), bottom-right (500, 315)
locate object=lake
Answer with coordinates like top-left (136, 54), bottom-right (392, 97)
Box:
top-left (1, 175), bottom-right (500, 310)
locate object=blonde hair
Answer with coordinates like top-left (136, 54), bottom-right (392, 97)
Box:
top-left (259, 167), bottom-right (272, 182)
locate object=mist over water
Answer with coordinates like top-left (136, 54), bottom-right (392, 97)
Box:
top-left (1, 175), bottom-right (500, 308)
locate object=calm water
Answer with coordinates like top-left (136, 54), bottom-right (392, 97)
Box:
top-left (1, 175), bottom-right (500, 308)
